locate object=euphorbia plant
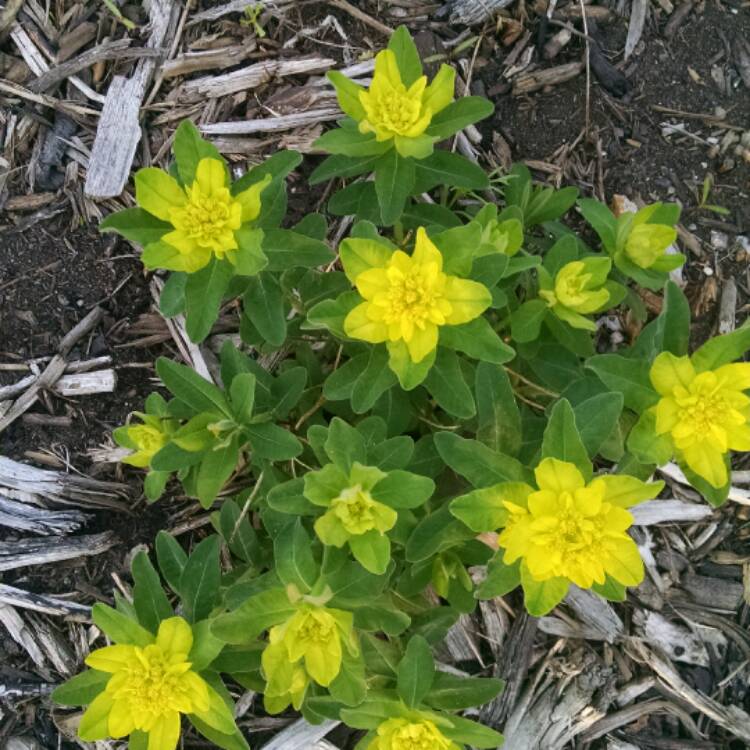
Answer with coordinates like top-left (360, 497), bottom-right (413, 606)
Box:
top-left (54, 23), bottom-right (750, 750)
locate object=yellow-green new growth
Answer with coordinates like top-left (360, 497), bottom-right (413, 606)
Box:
top-left (261, 603), bottom-right (358, 713)
top-left (539, 258), bottom-right (611, 331)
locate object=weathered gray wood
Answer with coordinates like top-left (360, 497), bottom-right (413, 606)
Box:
top-left (0, 497), bottom-right (89, 534)
top-left (176, 56), bottom-right (336, 101)
top-left (260, 719), bottom-right (339, 750)
top-left (630, 499), bottom-right (714, 526)
top-left (0, 584), bottom-right (90, 620)
top-left (565, 585), bottom-right (624, 643)
top-left (202, 108), bottom-right (342, 136)
top-left (625, 0), bottom-right (648, 60)
top-left (0, 531), bottom-right (117, 571)
top-left (445, 0), bottom-right (515, 25)
top-left (84, 0), bottom-right (176, 198)
top-left (189, 0), bottom-right (294, 24)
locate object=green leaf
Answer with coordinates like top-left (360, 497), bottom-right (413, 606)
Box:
top-left (218, 499), bottom-right (260, 564)
top-left (371, 470), bottom-right (434, 509)
top-left (52, 669), bottom-right (110, 706)
top-left (368, 436), bottom-right (414, 471)
top-left (475, 362), bottom-right (521, 455)
top-left (151, 442), bottom-right (204, 472)
top-left (424, 348), bottom-right (475, 419)
top-left (262, 228), bottom-right (333, 271)
top-left (691, 319), bottom-right (750, 372)
top-left (155, 531), bottom-right (187, 595)
top-left (243, 272), bottom-right (286, 347)
top-left (325, 417), bottom-right (367, 472)
top-left (511, 299), bottom-right (548, 343)
top-left (196, 438), bottom-right (240, 508)
top-left (91, 603), bottom-right (153, 646)
top-left (185, 257), bottom-right (234, 343)
top-left (329, 650), bottom-right (367, 706)
top-left (271, 367), bottom-right (307, 419)
top-left (401, 202), bottom-right (462, 230)
top-left (180, 536), bottom-right (221, 623)
top-left (412, 150), bottom-right (489, 193)
top-left (233, 227), bottom-right (268, 277)
top-left (441, 715), bottom-right (505, 749)
top-left (591, 576), bottom-right (627, 602)
top-left (435, 432), bottom-right (529, 487)
top-left (188, 619), bottom-right (225, 671)
top-left (323, 353), bottom-right (369, 401)
top-left (397, 635), bottom-right (435, 708)
top-left (211, 588), bottom-right (295, 644)
top-left (351, 346), bottom-right (398, 414)
top-left (349, 531), bottom-right (391, 575)
top-left (310, 153), bottom-right (382, 185)
top-left (526, 186), bottom-right (579, 227)
top-left (586, 354), bottom-right (659, 413)
top-left (450, 485), bottom-right (509, 533)
top-left (100, 208), bottom-right (171, 246)
top-left (682, 461), bottom-right (731, 508)
top-left (388, 25), bottom-right (422, 86)
top-left (305, 291), bottom-right (360, 338)
top-left (274, 519), bottom-right (319, 592)
top-left (329, 182), bottom-right (383, 223)
top-left (520, 564), bottom-right (568, 616)
top-left (173, 119), bottom-right (224, 185)
top-left (578, 198), bottom-right (617, 253)
top-left (231, 151), bottom-right (301, 195)
top-left (477, 554), bottom-right (521, 599)
top-left (657, 280), bottom-right (691, 357)
top-left (132, 551), bottom-right (172, 633)
top-left (314, 127), bottom-right (391, 157)
top-left (229, 372), bottom-right (256, 425)
top-left (375, 149), bottom-right (416, 226)
top-left (541, 398), bottom-right (593, 478)
top-left (626, 409), bottom-right (673, 465)
top-left (405, 505), bottom-right (475, 562)
top-left (245, 422), bottom-right (302, 460)
top-left (440, 318), bottom-right (515, 365)
top-left (426, 97), bottom-right (494, 139)
top-left (425, 672), bottom-right (505, 711)
top-left (387, 341), bottom-right (435, 390)
top-left (574, 392), bottom-right (624, 458)
top-left (157, 358), bottom-right (230, 416)
top-left (159, 272), bottom-right (187, 317)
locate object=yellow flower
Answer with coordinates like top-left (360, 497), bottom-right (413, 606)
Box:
top-left (261, 604), bottom-right (358, 711)
top-left (539, 258), bottom-right (611, 331)
top-left (78, 617), bottom-right (233, 750)
top-left (344, 228), bottom-right (491, 363)
top-left (329, 49), bottom-right (455, 158)
top-left (650, 352), bottom-right (750, 487)
top-left (367, 718), bottom-right (460, 750)
top-left (115, 416), bottom-right (172, 468)
top-left (135, 158), bottom-right (270, 273)
top-left (315, 484), bottom-right (397, 544)
top-left (499, 458), bottom-right (654, 589)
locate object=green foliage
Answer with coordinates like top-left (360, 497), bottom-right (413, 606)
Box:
top-left (73, 24), bottom-right (750, 750)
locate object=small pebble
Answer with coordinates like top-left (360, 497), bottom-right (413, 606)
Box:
top-left (714, 106), bottom-right (727, 119)
top-left (710, 230), bottom-right (729, 250)
top-left (703, 266), bottom-right (714, 276)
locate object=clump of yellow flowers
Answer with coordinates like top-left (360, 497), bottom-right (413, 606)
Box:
top-left (367, 718), bottom-right (460, 750)
top-left (650, 352), bottom-right (750, 488)
top-left (328, 33), bottom-right (455, 158)
top-left (134, 157), bottom-right (270, 273)
top-left (343, 228), bottom-right (491, 365)
top-left (78, 617), bottom-right (235, 750)
top-left (261, 603), bottom-right (359, 713)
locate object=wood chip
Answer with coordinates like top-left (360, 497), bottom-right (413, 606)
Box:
top-left (260, 719), bottom-right (339, 750)
top-left (0, 531), bottom-right (117, 572)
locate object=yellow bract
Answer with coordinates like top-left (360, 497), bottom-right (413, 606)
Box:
top-left (78, 618), bottom-right (224, 750)
top-left (315, 484), bottom-right (397, 544)
top-left (367, 718), bottom-right (460, 750)
top-left (499, 458), bottom-right (649, 589)
top-left (261, 604), bottom-right (358, 712)
top-left (344, 228), bottom-right (491, 363)
top-left (358, 49), bottom-right (454, 151)
top-left (651, 352), bottom-right (750, 487)
top-left (625, 224), bottom-right (677, 268)
top-left (135, 158), bottom-right (269, 273)
top-left (121, 423), bottom-right (169, 468)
